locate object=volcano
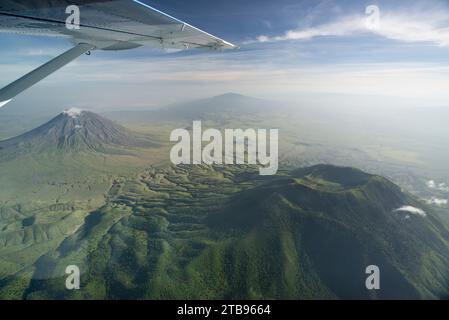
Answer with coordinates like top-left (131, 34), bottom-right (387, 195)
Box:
top-left (0, 108), bottom-right (153, 156)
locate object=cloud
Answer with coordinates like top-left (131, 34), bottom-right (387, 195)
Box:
top-left (256, 14), bottom-right (366, 43)
top-left (63, 108), bottom-right (83, 118)
top-left (394, 206), bottom-right (427, 217)
top-left (425, 197), bottom-right (448, 206)
top-left (427, 180), bottom-right (436, 188)
top-left (20, 48), bottom-right (66, 57)
top-left (254, 6), bottom-right (449, 47)
top-left (427, 180), bottom-right (449, 192)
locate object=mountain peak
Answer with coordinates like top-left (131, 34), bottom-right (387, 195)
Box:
top-left (63, 108), bottom-right (84, 118)
top-left (0, 109), bottom-right (152, 154)
top-left (214, 93), bottom-right (248, 99)
top-left (211, 93), bottom-right (264, 103)
top-left (158, 93), bottom-right (272, 121)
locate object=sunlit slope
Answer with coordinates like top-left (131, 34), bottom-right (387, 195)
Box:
top-left (9, 165), bottom-right (449, 300)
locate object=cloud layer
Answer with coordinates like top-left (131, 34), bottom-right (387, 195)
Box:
top-left (255, 5), bottom-right (449, 46)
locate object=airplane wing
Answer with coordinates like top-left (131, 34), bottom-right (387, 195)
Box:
top-left (0, 0), bottom-right (236, 107)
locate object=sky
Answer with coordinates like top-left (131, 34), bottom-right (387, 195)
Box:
top-left (2, 0), bottom-right (449, 112)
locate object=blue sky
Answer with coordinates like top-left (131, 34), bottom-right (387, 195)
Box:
top-left (2, 0), bottom-right (449, 112)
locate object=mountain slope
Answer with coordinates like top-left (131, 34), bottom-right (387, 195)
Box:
top-left (0, 108), bottom-right (153, 156)
top-left (0, 109), bottom-right (160, 203)
top-left (206, 165), bottom-right (449, 299)
top-left (5, 165), bottom-right (448, 300)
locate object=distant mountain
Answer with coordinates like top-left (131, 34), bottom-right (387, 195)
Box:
top-left (11, 164), bottom-right (449, 299)
top-left (0, 108), bottom-right (153, 157)
top-left (159, 93), bottom-right (274, 119)
top-left (104, 93), bottom-right (277, 124)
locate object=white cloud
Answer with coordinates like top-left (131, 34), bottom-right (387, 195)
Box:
top-left (394, 206), bottom-right (427, 217)
top-left (255, 7), bottom-right (449, 46)
top-left (20, 48), bottom-right (65, 57)
top-left (425, 197), bottom-right (448, 206)
top-left (427, 180), bottom-right (436, 188)
top-left (63, 108), bottom-right (83, 118)
top-left (427, 180), bottom-right (449, 192)
top-left (256, 14), bottom-right (366, 43)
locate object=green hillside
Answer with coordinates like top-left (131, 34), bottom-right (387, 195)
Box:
top-left (3, 164), bottom-right (448, 300)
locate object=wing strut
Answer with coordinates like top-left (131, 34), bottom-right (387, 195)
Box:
top-left (0, 43), bottom-right (94, 108)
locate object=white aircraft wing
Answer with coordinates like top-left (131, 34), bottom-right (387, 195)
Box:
top-left (0, 0), bottom-right (236, 107)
